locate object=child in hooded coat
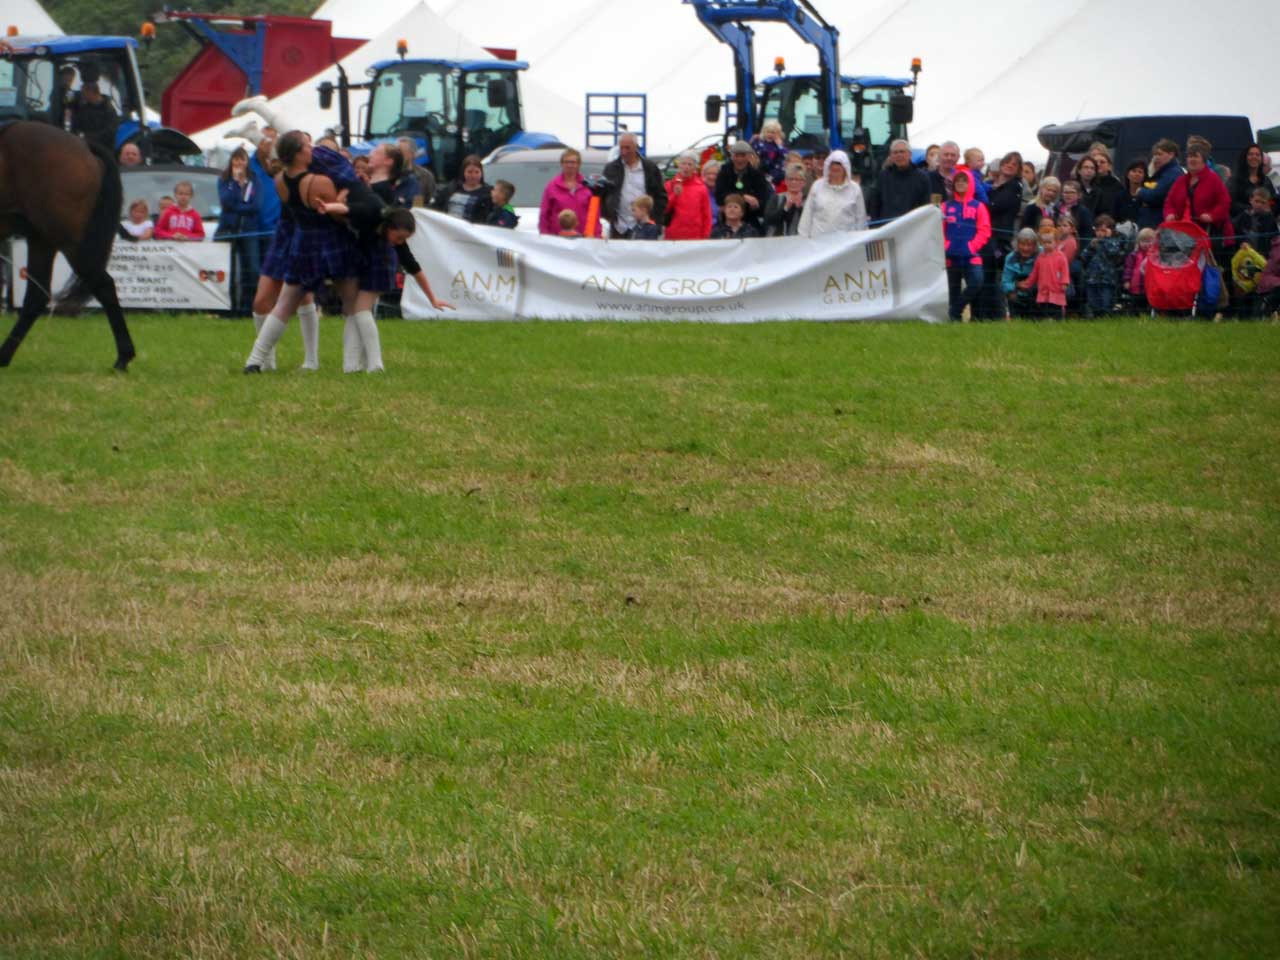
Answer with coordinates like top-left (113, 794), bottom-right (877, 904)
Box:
top-left (942, 170), bottom-right (991, 320)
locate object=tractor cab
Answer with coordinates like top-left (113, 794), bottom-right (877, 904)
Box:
top-left (363, 58), bottom-right (525, 179)
top-left (0, 34), bottom-right (197, 161)
top-left (760, 72), bottom-right (914, 172)
top-left (0, 36), bottom-right (143, 135)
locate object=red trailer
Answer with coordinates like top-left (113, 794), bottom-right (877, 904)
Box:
top-left (157, 12), bottom-right (364, 134)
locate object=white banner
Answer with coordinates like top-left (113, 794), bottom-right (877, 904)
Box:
top-left (10, 240), bottom-right (233, 311)
top-left (402, 205), bottom-right (948, 323)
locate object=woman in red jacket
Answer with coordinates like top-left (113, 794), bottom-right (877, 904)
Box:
top-left (1164, 139), bottom-right (1234, 256)
top-left (664, 152), bottom-right (711, 240)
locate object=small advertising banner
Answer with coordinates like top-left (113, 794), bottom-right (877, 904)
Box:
top-left (401, 205), bottom-right (948, 323)
top-left (10, 239), bottom-right (233, 311)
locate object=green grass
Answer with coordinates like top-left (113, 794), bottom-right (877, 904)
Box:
top-left (2, 313), bottom-right (1278, 958)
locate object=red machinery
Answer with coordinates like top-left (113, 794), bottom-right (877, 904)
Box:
top-left (157, 12), bottom-right (364, 134)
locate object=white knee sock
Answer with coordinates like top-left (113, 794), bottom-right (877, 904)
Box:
top-left (342, 315), bottom-right (365, 373)
top-left (352, 310), bottom-right (383, 373)
top-left (252, 313), bottom-right (277, 370)
top-left (298, 302), bottom-right (320, 370)
top-left (247, 314), bottom-right (288, 369)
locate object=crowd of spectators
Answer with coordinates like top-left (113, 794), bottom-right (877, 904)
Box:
top-left (100, 115), bottom-right (1280, 319)
top-left (527, 129), bottom-right (1279, 319)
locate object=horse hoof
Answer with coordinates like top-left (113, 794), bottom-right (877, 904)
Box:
top-left (244, 364), bottom-right (262, 375)
top-left (113, 354), bottom-right (134, 372)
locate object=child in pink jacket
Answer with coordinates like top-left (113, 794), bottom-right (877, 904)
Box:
top-left (941, 170), bottom-right (991, 320)
top-left (1026, 228), bottom-right (1070, 319)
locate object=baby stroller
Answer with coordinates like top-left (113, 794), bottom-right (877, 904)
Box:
top-left (1144, 220), bottom-right (1219, 316)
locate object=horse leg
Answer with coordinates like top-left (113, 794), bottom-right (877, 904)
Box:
top-left (0, 238), bottom-right (55, 368)
top-left (87, 271), bottom-right (136, 371)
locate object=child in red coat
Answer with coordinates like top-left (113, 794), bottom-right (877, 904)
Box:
top-left (154, 181), bottom-right (205, 241)
top-left (664, 153), bottom-right (712, 240)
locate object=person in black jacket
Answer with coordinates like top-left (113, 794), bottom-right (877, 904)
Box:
top-left (716, 141), bottom-right (774, 233)
top-left (869, 139), bottom-right (931, 223)
top-left (432, 154), bottom-right (493, 224)
top-left (979, 151), bottom-right (1026, 318)
top-left (1112, 157), bottom-right (1148, 230)
top-left (1086, 145), bottom-right (1126, 219)
top-left (1229, 143), bottom-right (1277, 219)
top-left (601, 132), bottom-right (667, 238)
top-left (70, 81), bottom-right (118, 154)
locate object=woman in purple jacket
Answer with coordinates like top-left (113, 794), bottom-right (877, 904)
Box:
top-left (539, 149), bottom-right (595, 236)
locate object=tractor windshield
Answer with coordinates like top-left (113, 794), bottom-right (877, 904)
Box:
top-left (0, 47), bottom-right (142, 138)
top-left (459, 69), bottom-right (521, 160)
top-left (367, 62), bottom-right (451, 139)
top-left (760, 77), bottom-right (827, 149)
top-left (852, 86), bottom-right (897, 147)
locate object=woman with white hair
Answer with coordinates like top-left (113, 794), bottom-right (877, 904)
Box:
top-left (797, 150), bottom-right (867, 238)
top-left (750, 118), bottom-right (790, 186)
top-left (664, 152), bottom-right (712, 240)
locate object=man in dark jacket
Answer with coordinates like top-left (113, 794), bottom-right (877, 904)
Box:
top-left (715, 140), bottom-right (774, 233)
top-left (601, 132), bottom-right (667, 237)
top-left (870, 139), bottom-right (931, 222)
top-left (71, 82), bottom-right (118, 153)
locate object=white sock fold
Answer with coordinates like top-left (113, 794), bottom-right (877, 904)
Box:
top-left (298, 302), bottom-right (320, 370)
top-left (247, 314), bottom-right (288, 369)
top-left (252, 313), bottom-right (277, 370)
top-left (342, 315), bottom-right (364, 373)
top-left (352, 310), bottom-right (383, 373)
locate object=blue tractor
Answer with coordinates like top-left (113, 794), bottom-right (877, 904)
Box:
top-left (0, 33), bottom-right (199, 161)
top-left (318, 46), bottom-right (562, 182)
top-left (688, 0), bottom-right (920, 175)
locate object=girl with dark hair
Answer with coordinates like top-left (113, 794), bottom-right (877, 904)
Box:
top-left (1113, 157), bottom-right (1149, 230)
top-left (247, 135), bottom-right (362, 370)
top-left (1230, 143), bottom-right (1276, 218)
top-left (432, 154), bottom-right (493, 223)
top-left (1073, 156), bottom-right (1107, 217)
top-left (365, 143), bottom-right (417, 207)
top-left (245, 130), bottom-right (359, 373)
top-left (315, 182), bottom-right (454, 372)
top-left (216, 146), bottom-right (263, 313)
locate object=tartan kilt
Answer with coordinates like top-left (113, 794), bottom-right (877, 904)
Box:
top-left (357, 240), bottom-right (399, 293)
top-left (259, 218), bottom-right (294, 281)
top-left (309, 146), bottom-right (362, 193)
top-left (283, 219), bottom-right (358, 292)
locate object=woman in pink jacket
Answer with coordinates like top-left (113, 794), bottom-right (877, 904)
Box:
top-left (663, 152), bottom-right (711, 240)
top-left (539, 148), bottom-right (595, 236)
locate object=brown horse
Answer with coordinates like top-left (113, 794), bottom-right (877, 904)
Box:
top-left (0, 121), bottom-right (135, 370)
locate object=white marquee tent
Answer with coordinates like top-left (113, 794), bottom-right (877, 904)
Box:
top-left (316, 0), bottom-right (1278, 161)
top-left (190, 1), bottom-right (582, 153)
top-left (4, 0), bottom-right (63, 36)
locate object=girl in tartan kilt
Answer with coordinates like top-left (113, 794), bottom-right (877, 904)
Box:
top-left (245, 131), bottom-right (359, 373)
top-left (315, 162), bottom-right (454, 372)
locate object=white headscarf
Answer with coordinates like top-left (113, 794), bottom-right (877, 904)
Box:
top-left (823, 150), bottom-right (852, 187)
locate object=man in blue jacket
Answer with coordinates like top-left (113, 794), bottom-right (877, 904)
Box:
top-left (1136, 138), bottom-right (1183, 230)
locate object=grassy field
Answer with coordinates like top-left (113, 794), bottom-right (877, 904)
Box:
top-left (1, 313), bottom-right (1278, 958)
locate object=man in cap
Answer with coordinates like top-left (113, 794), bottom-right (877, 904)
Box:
top-left (715, 140), bottom-right (775, 233)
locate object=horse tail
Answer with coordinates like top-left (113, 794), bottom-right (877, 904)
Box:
top-left (54, 139), bottom-right (123, 311)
